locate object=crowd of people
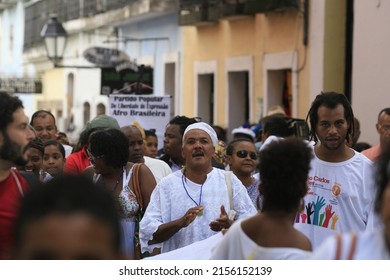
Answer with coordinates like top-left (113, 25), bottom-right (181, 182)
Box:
top-left (0, 90), bottom-right (389, 260)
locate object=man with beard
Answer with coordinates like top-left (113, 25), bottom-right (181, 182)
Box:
top-left (294, 92), bottom-right (376, 249)
top-left (0, 92), bottom-right (35, 259)
top-left (140, 122), bottom-right (257, 255)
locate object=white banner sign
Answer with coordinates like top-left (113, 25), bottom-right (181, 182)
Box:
top-left (109, 95), bottom-right (171, 149)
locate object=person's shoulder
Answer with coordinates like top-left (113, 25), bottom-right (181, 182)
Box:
top-left (293, 228), bottom-right (312, 252)
top-left (65, 150), bottom-right (78, 162)
top-left (65, 148), bottom-right (85, 161)
top-left (62, 144), bottom-right (73, 157)
top-left (157, 154), bottom-right (170, 164)
top-left (82, 166), bottom-right (95, 178)
top-left (18, 170), bottom-right (42, 189)
top-left (158, 169), bottom-right (181, 183)
top-left (361, 144), bottom-right (381, 161)
top-left (351, 149), bottom-right (375, 168)
top-left (209, 168), bottom-right (229, 180)
top-left (144, 156), bottom-right (171, 168)
top-left (225, 218), bottom-right (245, 236)
top-left (361, 144), bottom-right (379, 155)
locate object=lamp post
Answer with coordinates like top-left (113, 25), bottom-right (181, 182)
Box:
top-left (40, 15), bottom-right (67, 67)
top-left (40, 15), bottom-right (99, 69)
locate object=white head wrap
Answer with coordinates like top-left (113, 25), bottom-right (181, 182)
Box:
top-left (183, 122), bottom-right (218, 146)
top-left (259, 135), bottom-right (283, 151)
top-left (231, 127), bottom-right (256, 140)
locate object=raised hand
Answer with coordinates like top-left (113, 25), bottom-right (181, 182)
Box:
top-left (209, 205), bottom-right (233, 232)
top-left (181, 206), bottom-right (203, 228)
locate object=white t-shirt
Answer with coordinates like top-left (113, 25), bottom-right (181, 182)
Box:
top-left (143, 156), bottom-right (172, 183)
top-left (139, 168), bottom-right (257, 254)
top-left (295, 149), bottom-right (376, 249)
top-left (210, 219), bottom-right (311, 260)
top-left (63, 144), bottom-right (73, 158)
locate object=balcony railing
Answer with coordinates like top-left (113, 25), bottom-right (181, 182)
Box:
top-left (208, 0), bottom-right (246, 21)
top-left (23, 0), bottom-right (135, 50)
top-left (179, 0), bottom-right (215, 26)
top-left (179, 0), bottom-right (299, 26)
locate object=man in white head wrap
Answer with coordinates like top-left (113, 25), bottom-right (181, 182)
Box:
top-left (183, 122), bottom-right (219, 146)
top-left (140, 122), bottom-right (257, 257)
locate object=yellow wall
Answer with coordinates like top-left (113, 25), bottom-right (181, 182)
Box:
top-left (323, 0), bottom-right (346, 93)
top-left (35, 68), bottom-right (66, 113)
top-left (181, 7), bottom-right (311, 127)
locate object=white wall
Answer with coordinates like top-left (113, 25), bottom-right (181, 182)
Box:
top-left (0, 1), bottom-right (37, 117)
top-left (352, 0), bottom-right (390, 145)
top-left (119, 14), bottom-right (180, 98)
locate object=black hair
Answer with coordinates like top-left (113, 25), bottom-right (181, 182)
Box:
top-left (44, 139), bottom-right (65, 159)
top-left (168, 115), bottom-right (199, 137)
top-left (353, 142), bottom-right (371, 152)
top-left (74, 127), bottom-right (101, 153)
top-left (258, 137), bottom-right (313, 213)
top-left (377, 108), bottom-right (390, 120)
top-left (30, 110), bottom-right (57, 127)
top-left (14, 175), bottom-right (121, 254)
top-left (120, 125), bottom-right (142, 136)
top-left (24, 138), bottom-right (44, 155)
top-left (306, 92), bottom-right (354, 144)
top-left (144, 129), bottom-right (157, 138)
top-left (226, 138), bottom-right (256, 156)
top-left (0, 92), bottom-right (24, 131)
top-left (89, 128), bottom-right (129, 168)
top-left (0, 92), bottom-right (26, 163)
top-left (263, 116), bottom-right (291, 138)
top-left (211, 125), bottom-right (227, 142)
top-left (374, 146), bottom-right (390, 213)
top-left (233, 133), bottom-right (254, 142)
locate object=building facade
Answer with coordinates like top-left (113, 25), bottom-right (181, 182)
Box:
top-left (0, 0), bottom-right (388, 145)
top-left (178, 0), bottom-right (348, 141)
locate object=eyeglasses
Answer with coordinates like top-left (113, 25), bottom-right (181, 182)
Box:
top-left (236, 150), bottom-right (258, 160)
top-left (378, 124), bottom-right (390, 132)
top-left (87, 148), bottom-right (104, 161)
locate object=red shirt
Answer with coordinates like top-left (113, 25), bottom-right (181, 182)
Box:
top-left (65, 147), bottom-right (91, 175)
top-left (0, 169), bottom-right (29, 259)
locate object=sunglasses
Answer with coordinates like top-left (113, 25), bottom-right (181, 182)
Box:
top-left (236, 150), bottom-right (257, 160)
top-left (87, 148), bottom-right (104, 161)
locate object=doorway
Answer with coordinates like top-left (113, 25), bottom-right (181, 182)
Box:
top-left (197, 73), bottom-right (215, 124)
top-left (227, 71), bottom-right (249, 142)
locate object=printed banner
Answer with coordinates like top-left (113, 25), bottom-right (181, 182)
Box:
top-left (109, 95), bottom-right (171, 149)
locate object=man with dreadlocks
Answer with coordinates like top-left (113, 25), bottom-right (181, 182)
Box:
top-left (295, 92), bottom-right (376, 249)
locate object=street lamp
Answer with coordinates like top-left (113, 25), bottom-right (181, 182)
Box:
top-left (40, 15), bottom-right (67, 67)
top-left (40, 15), bottom-right (98, 68)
